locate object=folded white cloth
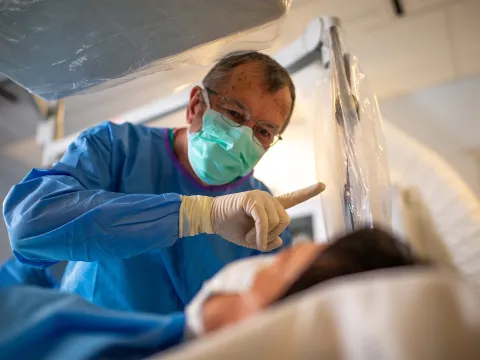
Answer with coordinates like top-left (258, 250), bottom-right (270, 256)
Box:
top-left (185, 255), bottom-right (275, 337)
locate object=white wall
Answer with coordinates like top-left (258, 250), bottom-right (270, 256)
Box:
top-left (0, 83), bottom-right (44, 262)
top-left (379, 76), bottom-right (480, 197)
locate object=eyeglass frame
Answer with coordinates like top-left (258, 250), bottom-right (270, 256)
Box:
top-left (203, 87), bottom-right (284, 149)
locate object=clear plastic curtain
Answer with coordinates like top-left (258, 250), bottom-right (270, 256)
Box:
top-left (314, 25), bottom-right (391, 240)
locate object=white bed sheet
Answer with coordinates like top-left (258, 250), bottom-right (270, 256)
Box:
top-left (154, 269), bottom-right (480, 360)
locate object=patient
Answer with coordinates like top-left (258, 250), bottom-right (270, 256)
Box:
top-left (0, 228), bottom-right (425, 360)
top-left (186, 227), bottom-right (425, 335)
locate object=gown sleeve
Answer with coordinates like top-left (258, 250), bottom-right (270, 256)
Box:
top-left (3, 122), bottom-right (183, 268)
top-left (0, 286), bottom-right (185, 360)
top-left (0, 257), bottom-right (59, 288)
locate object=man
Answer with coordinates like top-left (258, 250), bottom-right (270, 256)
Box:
top-left (3, 52), bottom-right (324, 314)
top-left (0, 228), bottom-right (432, 360)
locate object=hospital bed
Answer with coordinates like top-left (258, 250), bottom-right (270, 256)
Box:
top-left (154, 269), bottom-right (480, 360)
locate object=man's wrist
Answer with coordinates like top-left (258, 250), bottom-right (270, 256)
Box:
top-left (179, 195), bottom-right (214, 237)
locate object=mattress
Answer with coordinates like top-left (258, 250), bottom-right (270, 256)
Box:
top-left (0, 0), bottom-right (289, 99)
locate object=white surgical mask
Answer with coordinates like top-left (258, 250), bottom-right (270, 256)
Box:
top-left (185, 255), bottom-right (276, 337)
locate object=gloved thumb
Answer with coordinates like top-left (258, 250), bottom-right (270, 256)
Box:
top-left (275, 182), bottom-right (326, 210)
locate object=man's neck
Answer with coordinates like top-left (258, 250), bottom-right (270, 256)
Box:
top-left (173, 128), bottom-right (205, 185)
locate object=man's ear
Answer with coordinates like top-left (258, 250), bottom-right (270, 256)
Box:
top-left (186, 86), bottom-right (203, 125)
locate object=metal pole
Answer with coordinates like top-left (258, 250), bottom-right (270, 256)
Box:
top-left (329, 24), bottom-right (361, 232)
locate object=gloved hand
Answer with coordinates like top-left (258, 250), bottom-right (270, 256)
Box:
top-left (179, 183), bottom-right (326, 251)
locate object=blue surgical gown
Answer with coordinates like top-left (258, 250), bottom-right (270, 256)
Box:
top-left (0, 286), bottom-right (184, 360)
top-left (0, 257), bottom-right (58, 289)
top-left (3, 122), bottom-right (291, 314)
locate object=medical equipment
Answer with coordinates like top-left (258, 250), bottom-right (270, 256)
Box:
top-left (0, 0), bottom-right (291, 100)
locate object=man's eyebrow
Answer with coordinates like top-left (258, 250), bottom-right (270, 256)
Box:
top-left (232, 98), bottom-right (249, 112)
top-left (259, 121), bottom-right (280, 131)
top-left (230, 97), bottom-right (284, 128)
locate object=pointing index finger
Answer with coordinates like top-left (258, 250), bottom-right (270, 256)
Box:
top-left (275, 182), bottom-right (326, 210)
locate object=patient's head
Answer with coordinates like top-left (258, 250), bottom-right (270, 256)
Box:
top-left (249, 228), bottom-right (424, 306)
top-left (279, 228), bottom-right (423, 300)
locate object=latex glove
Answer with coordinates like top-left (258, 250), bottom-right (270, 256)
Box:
top-left (179, 183), bottom-right (325, 251)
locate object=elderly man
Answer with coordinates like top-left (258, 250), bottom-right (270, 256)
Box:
top-left (3, 52), bottom-right (324, 314)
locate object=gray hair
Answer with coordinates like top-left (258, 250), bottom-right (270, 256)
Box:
top-left (202, 52), bottom-right (295, 131)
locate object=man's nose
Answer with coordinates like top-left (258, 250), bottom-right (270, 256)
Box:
top-left (243, 119), bottom-right (256, 130)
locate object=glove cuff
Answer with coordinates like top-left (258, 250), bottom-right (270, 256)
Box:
top-left (179, 195), bottom-right (214, 238)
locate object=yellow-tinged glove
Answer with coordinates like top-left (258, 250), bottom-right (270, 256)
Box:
top-left (179, 183), bottom-right (326, 252)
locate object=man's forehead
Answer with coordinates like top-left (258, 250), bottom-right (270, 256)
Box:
top-left (225, 62), bottom-right (269, 90)
top-left (223, 63), bottom-right (292, 123)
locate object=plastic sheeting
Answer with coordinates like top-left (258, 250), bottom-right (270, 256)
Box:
top-left (0, 0), bottom-right (290, 100)
top-left (314, 25), bottom-right (391, 239)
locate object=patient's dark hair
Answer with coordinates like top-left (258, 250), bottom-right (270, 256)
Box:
top-left (280, 228), bottom-right (427, 300)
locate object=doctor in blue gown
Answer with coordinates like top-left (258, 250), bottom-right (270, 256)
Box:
top-left (3, 52), bottom-right (324, 314)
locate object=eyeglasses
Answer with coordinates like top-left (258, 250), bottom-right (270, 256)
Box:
top-left (205, 88), bottom-right (283, 149)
